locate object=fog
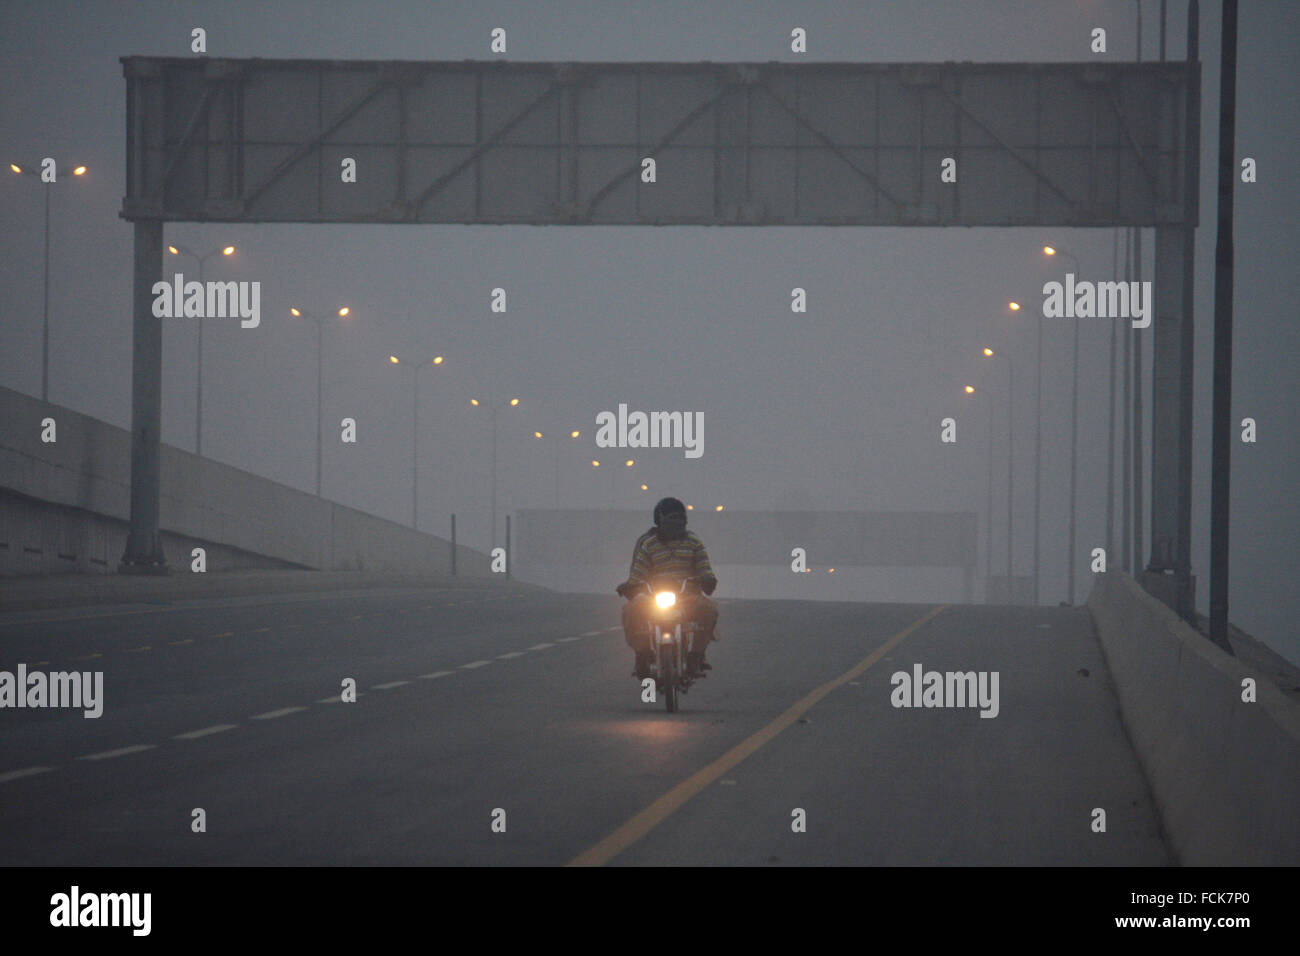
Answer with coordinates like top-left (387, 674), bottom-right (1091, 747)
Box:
top-left (2, 1), bottom-right (1296, 663)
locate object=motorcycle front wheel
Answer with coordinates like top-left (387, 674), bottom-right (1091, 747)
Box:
top-left (661, 646), bottom-right (678, 713)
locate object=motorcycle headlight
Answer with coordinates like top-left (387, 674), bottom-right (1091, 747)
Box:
top-left (655, 591), bottom-right (676, 609)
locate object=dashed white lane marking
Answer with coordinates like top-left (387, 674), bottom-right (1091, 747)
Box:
top-left (174, 724), bottom-right (237, 740)
top-left (251, 706), bottom-right (307, 720)
top-left (0, 766), bottom-right (55, 784)
top-left (71, 652), bottom-right (102, 661)
top-left (124, 645), bottom-right (151, 653)
top-left (78, 744), bottom-right (155, 761)
top-left (169, 638), bottom-right (195, 646)
top-left (603, 626), bottom-right (621, 632)
top-left (28, 616), bottom-right (594, 771)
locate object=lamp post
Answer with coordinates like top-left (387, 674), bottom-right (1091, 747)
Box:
top-left (290, 305), bottom-right (351, 497)
top-left (167, 243), bottom-right (236, 457)
top-left (617, 459), bottom-right (634, 508)
top-left (981, 347), bottom-right (1015, 598)
top-left (964, 384), bottom-right (995, 601)
top-left (9, 160), bottom-right (87, 402)
top-left (1007, 299), bottom-right (1043, 604)
top-left (471, 397), bottom-right (520, 549)
top-left (532, 427), bottom-right (582, 508)
top-left (1042, 245), bottom-right (1082, 604)
top-left (590, 460), bottom-right (634, 512)
top-left (1107, 229), bottom-right (1120, 567)
top-left (389, 353), bottom-right (445, 529)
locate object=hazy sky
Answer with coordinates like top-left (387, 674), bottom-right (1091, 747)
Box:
top-left (2, 1), bottom-right (1297, 664)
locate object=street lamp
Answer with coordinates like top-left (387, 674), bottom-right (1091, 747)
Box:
top-left (589, 457), bottom-right (633, 509)
top-left (9, 160), bottom-right (87, 402)
top-left (981, 346), bottom-right (1015, 599)
top-left (389, 352), bottom-right (445, 529)
top-left (619, 459), bottom-right (635, 508)
top-left (168, 243), bottom-right (236, 457)
top-left (532, 426), bottom-right (582, 508)
top-left (290, 305), bottom-right (351, 497)
top-left (1007, 298), bottom-right (1043, 606)
top-left (1042, 245), bottom-right (1082, 604)
top-left (965, 384), bottom-right (995, 602)
top-left (472, 397), bottom-right (520, 548)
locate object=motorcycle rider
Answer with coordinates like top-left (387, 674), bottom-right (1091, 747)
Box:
top-left (616, 496), bottom-right (719, 680)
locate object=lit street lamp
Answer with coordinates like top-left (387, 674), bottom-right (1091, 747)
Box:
top-left (981, 346), bottom-right (1015, 598)
top-left (167, 243), bottom-right (235, 457)
top-left (1042, 245), bottom-right (1083, 604)
top-left (9, 160), bottom-right (87, 402)
top-left (532, 426), bottom-right (582, 508)
top-left (291, 305), bottom-right (351, 496)
top-left (389, 352), bottom-right (445, 529)
top-left (589, 457), bottom-right (635, 509)
top-left (965, 384), bottom-right (995, 602)
top-left (472, 397), bottom-right (520, 548)
top-left (1007, 298), bottom-right (1044, 605)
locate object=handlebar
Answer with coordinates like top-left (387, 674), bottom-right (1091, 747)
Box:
top-left (618, 576), bottom-right (710, 599)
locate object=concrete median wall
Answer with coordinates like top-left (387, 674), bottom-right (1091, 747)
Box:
top-left (0, 385), bottom-right (490, 578)
top-left (1088, 572), bottom-right (1300, 865)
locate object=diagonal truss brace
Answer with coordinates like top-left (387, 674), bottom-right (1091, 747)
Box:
top-left (757, 80), bottom-right (908, 212)
top-left (582, 78), bottom-right (736, 220)
top-left (239, 77), bottom-right (395, 213)
top-left (407, 82), bottom-right (562, 219)
top-left (935, 85), bottom-right (1081, 214)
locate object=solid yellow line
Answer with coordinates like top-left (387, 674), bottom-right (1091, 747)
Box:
top-left (567, 604), bottom-right (947, 867)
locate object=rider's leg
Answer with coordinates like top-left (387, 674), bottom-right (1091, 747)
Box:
top-left (686, 595), bottom-right (719, 672)
top-left (622, 594), bottom-right (654, 676)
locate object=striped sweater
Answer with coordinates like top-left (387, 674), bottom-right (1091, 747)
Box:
top-left (625, 527), bottom-right (716, 592)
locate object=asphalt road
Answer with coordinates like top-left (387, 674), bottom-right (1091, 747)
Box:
top-left (0, 583), bottom-right (1170, 865)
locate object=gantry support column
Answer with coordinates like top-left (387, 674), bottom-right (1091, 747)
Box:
top-left (119, 219), bottom-right (168, 572)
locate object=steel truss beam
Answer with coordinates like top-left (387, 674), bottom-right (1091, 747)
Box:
top-left (122, 58), bottom-right (1194, 227)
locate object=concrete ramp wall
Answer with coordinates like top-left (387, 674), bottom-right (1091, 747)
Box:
top-left (0, 385), bottom-right (490, 577)
top-left (1088, 573), bottom-right (1300, 865)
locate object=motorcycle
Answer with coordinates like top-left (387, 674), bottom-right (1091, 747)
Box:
top-left (640, 577), bottom-right (705, 713)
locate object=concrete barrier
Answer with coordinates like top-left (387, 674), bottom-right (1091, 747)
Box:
top-left (0, 486), bottom-right (299, 575)
top-left (0, 385), bottom-right (490, 578)
top-left (1088, 572), bottom-right (1300, 864)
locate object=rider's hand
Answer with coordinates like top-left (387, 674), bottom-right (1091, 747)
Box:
top-left (615, 582), bottom-right (634, 599)
top-left (700, 575), bottom-right (717, 596)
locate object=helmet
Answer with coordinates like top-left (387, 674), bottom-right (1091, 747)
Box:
top-left (653, 496), bottom-right (687, 526)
